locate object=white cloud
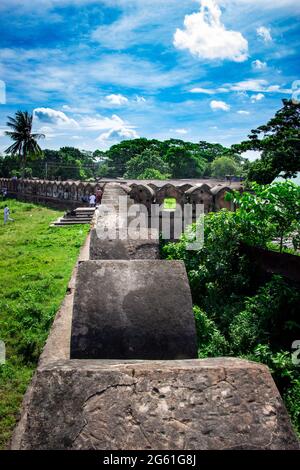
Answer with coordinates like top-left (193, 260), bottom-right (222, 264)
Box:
top-left (33, 107), bottom-right (79, 128)
top-left (173, 0), bottom-right (248, 62)
top-left (97, 127), bottom-right (139, 142)
top-left (252, 59), bottom-right (267, 70)
top-left (105, 93), bottom-right (129, 105)
top-left (189, 87), bottom-right (215, 94)
top-left (230, 79), bottom-right (268, 92)
top-left (251, 93), bottom-right (265, 102)
top-left (33, 108), bottom-right (138, 144)
top-left (170, 128), bottom-right (189, 134)
top-left (210, 100), bottom-right (230, 111)
top-left (257, 26), bottom-right (272, 42)
top-left (237, 110), bottom-right (250, 115)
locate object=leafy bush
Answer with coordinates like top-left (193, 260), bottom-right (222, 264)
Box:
top-left (194, 306), bottom-right (229, 357)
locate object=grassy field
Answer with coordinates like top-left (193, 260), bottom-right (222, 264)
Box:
top-left (0, 199), bottom-right (89, 449)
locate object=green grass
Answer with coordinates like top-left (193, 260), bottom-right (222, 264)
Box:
top-left (0, 199), bottom-right (89, 449)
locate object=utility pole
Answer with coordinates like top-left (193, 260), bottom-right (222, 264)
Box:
top-left (45, 162), bottom-right (48, 180)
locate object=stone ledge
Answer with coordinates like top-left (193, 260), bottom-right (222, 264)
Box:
top-left (11, 358), bottom-right (300, 450)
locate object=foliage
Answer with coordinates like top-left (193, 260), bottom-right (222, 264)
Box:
top-left (124, 148), bottom-right (170, 179)
top-left (136, 168), bottom-right (170, 180)
top-left (193, 306), bottom-right (229, 357)
top-left (0, 199), bottom-right (89, 448)
top-left (228, 181), bottom-right (300, 252)
top-left (103, 138), bottom-right (229, 179)
top-left (162, 188), bottom-right (300, 434)
top-left (211, 156), bottom-right (239, 178)
top-left (164, 146), bottom-right (206, 178)
top-left (234, 99), bottom-right (300, 184)
top-left (5, 111), bottom-right (45, 177)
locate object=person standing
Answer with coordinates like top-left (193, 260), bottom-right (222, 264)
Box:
top-left (96, 188), bottom-right (103, 205)
top-left (4, 206), bottom-right (14, 224)
top-left (89, 194), bottom-right (96, 207)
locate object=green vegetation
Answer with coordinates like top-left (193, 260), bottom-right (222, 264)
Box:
top-left (227, 181), bottom-right (300, 252)
top-left (211, 156), bottom-right (239, 178)
top-left (4, 111), bottom-right (45, 178)
top-left (0, 200), bottom-right (89, 448)
top-left (162, 182), bottom-right (300, 435)
top-left (0, 131), bottom-right (242, 181)
top-left (234, 99), bottom-right (300, 184)
top-left (1, 100), bottom-right (299, 183)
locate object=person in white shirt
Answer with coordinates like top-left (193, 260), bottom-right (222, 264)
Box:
top-left (89, 194), bottom-right (96, 207)
top-left (4, 206), bottom-right (14, 224)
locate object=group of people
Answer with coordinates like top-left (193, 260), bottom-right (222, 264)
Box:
top-left (88, 187), bottom-right (103, 207)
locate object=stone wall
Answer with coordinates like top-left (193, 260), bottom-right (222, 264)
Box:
top-left (0, 178), bottom-right (103, 209)
top-left (10, 182), bottom-right (299, 450)
top-left (0, 177), bottom-right (240, 211)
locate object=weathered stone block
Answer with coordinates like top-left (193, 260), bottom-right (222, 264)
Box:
top-left (71, 260), bottom-right (197, 359)
top-left (89, 227), bottom-right (159, 260)
top-left (11, 359), bottom-right (300, 450)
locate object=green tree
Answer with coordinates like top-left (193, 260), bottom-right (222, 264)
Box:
top-left (165, 146), bottom-right (205, 178)
top-left (124, 148), bottom-right (170, 178)
top-left (211, 156), bottom-right (238, 178)
top-left (5, 111), bottom-right (45, 177)
top-left (228, 181), bottom-right (300, 252)
top-left (235, 99), bottom-right (300, 184)
top-left (105, 138), bottom-right (160, 177)
top-left (137, 168), bottom-right (171, 180)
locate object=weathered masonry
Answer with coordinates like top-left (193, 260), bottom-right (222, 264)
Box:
top-left (11, 183), bottom-right (299, 450)
top-left (0, 177), bottom-right (239, 212)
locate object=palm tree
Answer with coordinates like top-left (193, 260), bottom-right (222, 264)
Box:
top-left (5, 111), bottom-right (45, 177)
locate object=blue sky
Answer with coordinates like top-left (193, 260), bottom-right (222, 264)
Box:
top-left (0, 0), bottom-right (299, 157)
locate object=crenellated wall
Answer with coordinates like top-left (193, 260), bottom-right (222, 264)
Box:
top-left (0, 178), bottom-right (104, 209)
top-left (0, 178), bottom-right (240, 211)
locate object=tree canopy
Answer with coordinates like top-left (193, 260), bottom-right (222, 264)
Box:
top-left (233, 99), bottom-right (300, 184)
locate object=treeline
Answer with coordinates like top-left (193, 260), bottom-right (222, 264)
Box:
top-left (0, 140), bottom-right (242, 181)
top-left (0, 99), bottom-right (299, 183)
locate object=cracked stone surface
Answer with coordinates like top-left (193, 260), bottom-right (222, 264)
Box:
top-left (89, 228), bottom-right (160, 260)
top-left (71, 260), bottom-right (197, 360)
top-left (11, 359), bottom-right (300, 450)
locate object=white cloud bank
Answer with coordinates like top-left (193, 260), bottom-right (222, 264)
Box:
top-left (33, 108), bottom-right (138, 144)
top-left (33, 107), bottom-right (78, 128)
top-left (210, 100), bottom-right (230, 111)
top-left (174, 0), bottom-right (248, 62)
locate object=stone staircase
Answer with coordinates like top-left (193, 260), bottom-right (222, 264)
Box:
top-left (52, 207), bottom-right (96, 226)
top-left (101, 183), bottom-right (129, 209)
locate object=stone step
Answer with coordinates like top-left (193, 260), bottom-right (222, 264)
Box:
top-left (54, 220), bottom-right (91, 226)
